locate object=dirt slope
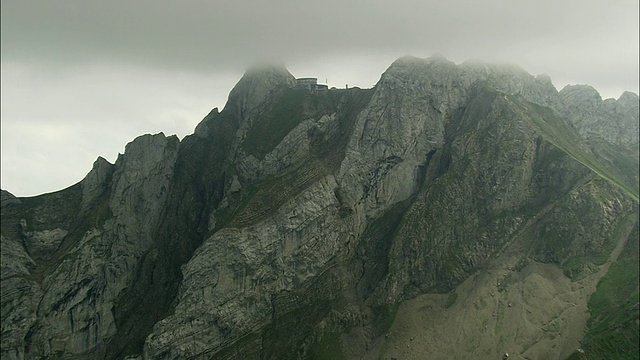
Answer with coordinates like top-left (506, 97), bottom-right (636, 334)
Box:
top-left (363, 218), bottom-right (634, 360)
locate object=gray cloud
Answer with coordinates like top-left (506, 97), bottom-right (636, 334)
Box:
top-left (3, 0), bottom-right (638, 76)
top-left (1, 0), bottom-right (638, 195)
top-left (0, 62), bottom-right (238, 195)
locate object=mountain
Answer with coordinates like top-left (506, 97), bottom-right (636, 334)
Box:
top-left (1, 55), bottom-right (638, 360)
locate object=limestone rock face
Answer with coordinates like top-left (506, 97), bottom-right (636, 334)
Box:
top-left (1, 133), bottom-right (180, 359)
top-left (337, 56), bottom-right (456, 220)
top-left (459, 61), bottom-right (559, 107)
top-left (559, 85), bottom-right (639, 147)
top-left (81, 156), bottom-right (114, 211)
top-left (146, 176), bottom-right (348, 358)
top-left (377, 89), bottom-right (604, 300)
top-left (1, 56), bottom-right (638, 360)
top-left (1, 232), bottom-right (38, 360)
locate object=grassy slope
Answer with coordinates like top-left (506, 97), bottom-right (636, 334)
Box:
top-left (567, 223), bottom-right (639, 360)
top-left (503, 95), bottom-right (639, 360)
top-left (509, 96), bottom-right (639, 201)
top-left (587, 239), bottom-right (640, 358)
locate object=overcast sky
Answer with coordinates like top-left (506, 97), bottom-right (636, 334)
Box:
top-left (2, 0), bottom-right (638, 196)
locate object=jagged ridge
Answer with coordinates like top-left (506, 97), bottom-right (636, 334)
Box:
top-left (1, 56), bottom-right (638, 360)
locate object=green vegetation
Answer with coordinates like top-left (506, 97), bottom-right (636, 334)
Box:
top-left (562, 257), bottom-right (588, 280)
top-left (216, 159), bottom-right (328, 230)
top-left (511, 96), bottom-right (639, 201)
top-left (258, 271), bottom-right (345, 359)
top-left (308, 332), bottom-right (345, 360)
top-left (242, 89), bottom-right (308, 158)
top-left (573, 223), bottom-right (639, 360)
top-left (561, 196), bottom-right (637, 280)
top-left (445, 292), bottom-right (458, 308)
top-left (222, 88), bottom-right (372, 230)
top-left (209, 182), bottom-right (259, 231)
top-left (372, 303), bottom-right (400, 334)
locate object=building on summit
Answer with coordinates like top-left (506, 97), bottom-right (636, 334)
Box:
top-left (296, 77), bottom-right (328, 92)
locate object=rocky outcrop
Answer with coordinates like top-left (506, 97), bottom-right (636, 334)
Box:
top-left (559, 85), bottom-right (639, 147)
top-left (1, 229), bottom-right (38, 360)
top-left (80, 157), bottom-right (114, 212)
top-left (459, 60), bottom-right (559, 107)
top-left (376, 87), bottom-right (628, 301)
top-left (225, 63), bottom-right (296, 119)
top-left (146, 175), bottom-right (348, 358)
top-left (337, 56), bottom-right (455, 220)
top-left (1, 133), bottom-right (180, 358)
top-left (1, 55), bottom-right (638, 359)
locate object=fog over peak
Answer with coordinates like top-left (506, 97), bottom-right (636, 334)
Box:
top-left (1, 0), bottom-right (638, 196)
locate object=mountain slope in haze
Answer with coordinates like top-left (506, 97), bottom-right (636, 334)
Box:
top-left (1, 56), bottom-right (638, 360)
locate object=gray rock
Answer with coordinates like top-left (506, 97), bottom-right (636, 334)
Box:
top-left (1, 132), bottom-right (180, 358)
top-left (80, 156), bottom-right (114, 211)
top-left (559, 85), bottom-right (639, 147)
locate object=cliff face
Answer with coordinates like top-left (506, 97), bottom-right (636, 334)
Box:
top-left (1, 56), bottom-right (638, 360)
top-left (559, 85), bottom-right (639, 148)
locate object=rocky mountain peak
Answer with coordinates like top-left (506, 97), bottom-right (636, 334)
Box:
top-left (224, 63), bottom-right (296, 120)
top-left (1, 56), bottom-right (638, 360)
top-left (617, 90), bottom-right (639, 106)
top-left (460, 61), bottom-right (558, 106)
top-left (383, 55), bottom-right (456, 77)
top-left (559, 85), bottom-right (639, 147)
top-left (535, 73), bottom-right (552, 83)
top-left (80, 156), bottom-right (114, 211)
top-left (559, 84), bottom-right (603, 103)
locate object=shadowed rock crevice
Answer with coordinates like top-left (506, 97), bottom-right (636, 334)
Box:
top-left (105, 111), bottom-right (239, 359)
